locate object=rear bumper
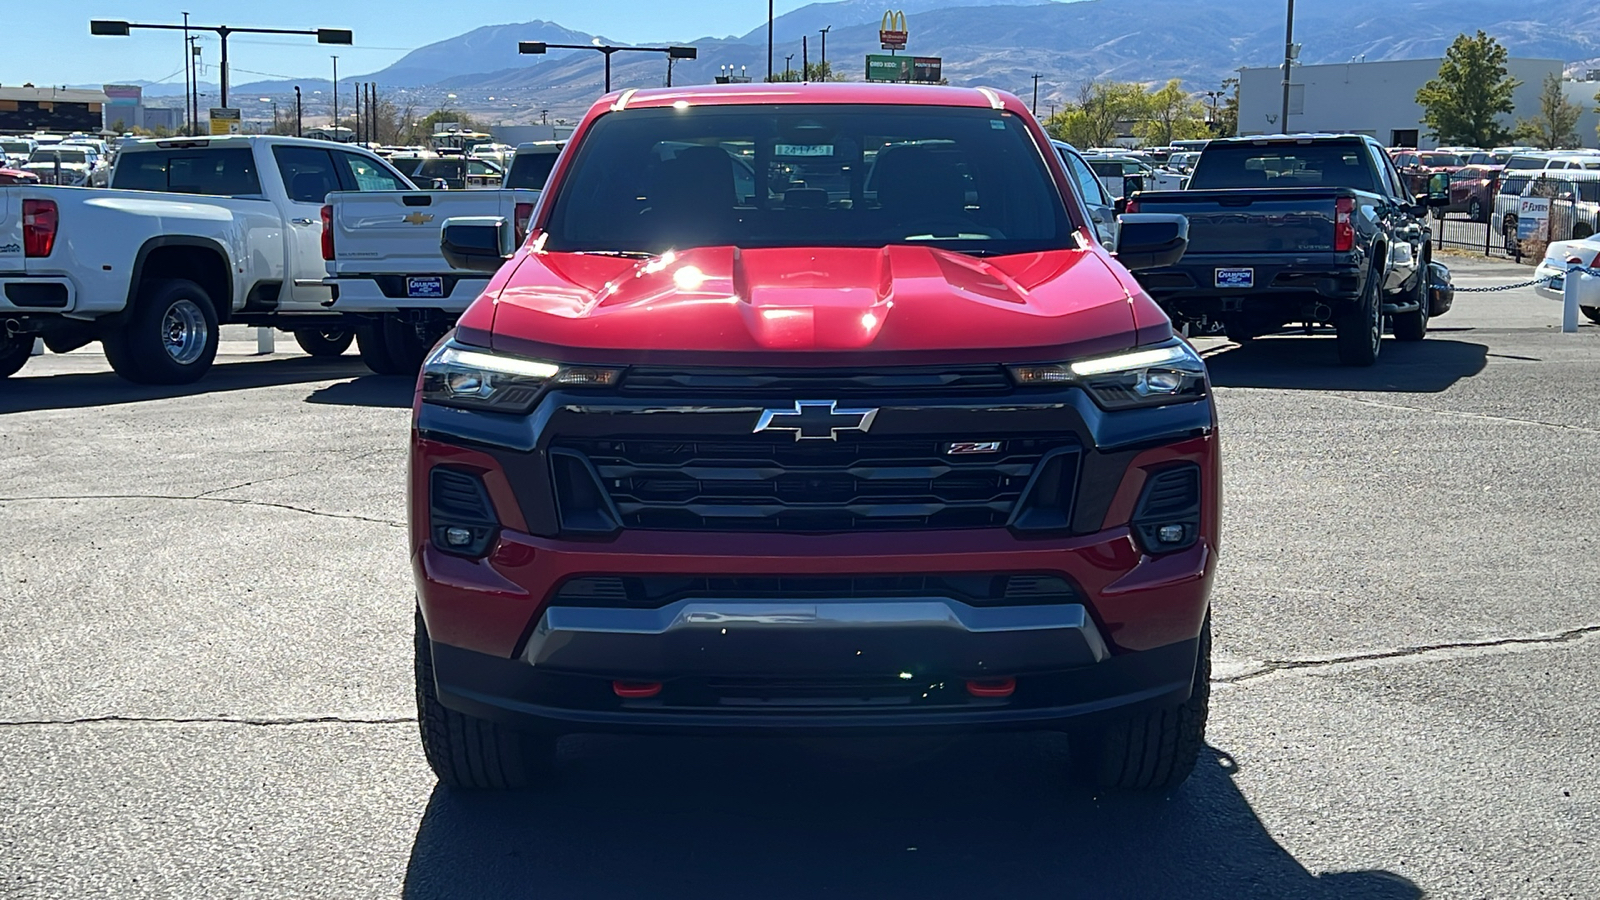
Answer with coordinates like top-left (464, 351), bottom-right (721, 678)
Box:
top-left (325, 274), bottom-right (483, 313)
top-left (0, 276), bottom-right (77, 313)
top-left (1140, 256), bottom-right (1367, 306)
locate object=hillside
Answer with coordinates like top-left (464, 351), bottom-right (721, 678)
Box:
top-left (217, 0), bottom-right (1600, 122)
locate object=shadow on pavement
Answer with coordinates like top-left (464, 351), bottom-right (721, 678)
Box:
top-left (402, 736), bottom-right (1420, 900)
top-left (0, 355), bottom-right (377, 415)
top-left (1204, 336), bottom-right (1487, 393)
top-left (304, 375), bottom-right (415, 409)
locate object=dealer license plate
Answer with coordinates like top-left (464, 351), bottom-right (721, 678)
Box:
top-left (1215, 268), bottom-right (1254, 289)
top-left (407, 276), bottom-right (444, 299)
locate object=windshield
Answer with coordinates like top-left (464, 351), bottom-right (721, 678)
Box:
top-left (542, 104), bottom-right (1072, 255)
top-left (28, 149), bottom-right (88, 165)
top-left (1189, 143), bottom-right (1376, 191)
top-left (1505, 156), bottom-right (1546, 170)
top-left (1418, 153), bottom-right (1461, 167)
top-left (0, 141), bottom-right (31, 154)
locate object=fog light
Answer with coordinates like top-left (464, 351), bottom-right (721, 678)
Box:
top-left (1156, 524), bottom-right (1186, 544)
top-left (444, 526), bottom-right (474, 547)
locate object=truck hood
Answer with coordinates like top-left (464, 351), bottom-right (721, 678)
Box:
top-left (483, 244), bottom-right (1142, 366)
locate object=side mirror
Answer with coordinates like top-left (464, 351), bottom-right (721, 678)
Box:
top-left (441, 216), bottom-right (514, 273)
top-left (1427, 172), bottom-right (1451, 206)
top-left (1114, 213), bottom-right (1188, 272)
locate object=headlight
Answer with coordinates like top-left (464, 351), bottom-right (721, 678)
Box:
top-left (1008, 339), bottom-right (1208, 410)
top-left (420, 340), bottom-right (622, 414)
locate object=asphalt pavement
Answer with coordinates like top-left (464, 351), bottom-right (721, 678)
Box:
top-left (1, 255), bottom-right (1597, 898)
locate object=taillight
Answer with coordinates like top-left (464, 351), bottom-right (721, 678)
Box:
top-left (22, 199), bottom-right (58, 257)
top-left (514, 201), bottom-right (534, 246)
top-left (1123, 198), bottom-right (1139, 214)
top-left (1334, 196), bottom-right (1355, 252)
top-left (320, 204), bottom-right (334, 261)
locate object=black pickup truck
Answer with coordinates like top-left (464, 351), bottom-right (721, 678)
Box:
top-left (1129, 135), bottom-right (1449, 366)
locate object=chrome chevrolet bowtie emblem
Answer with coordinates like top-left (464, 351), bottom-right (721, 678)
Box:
top-left (753, 400), bottom-right (879, 441)
top-left (402, 211), bottom-right (435, 225)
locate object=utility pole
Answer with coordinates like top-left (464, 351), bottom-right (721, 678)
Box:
top-left (294, 86), bottom-right (302, 136)
top-left (1280, 0), bottom-right (1296, 133)
top-left (767, 0), bottom-right (774, 82)
top-left (785, 54), bottom-right (793, 80)
top-left (1032, 74), bottom-right (1041, 116)
top-left (331, 56), bottom-right (339, 138)
top-left (802, 35), bottom-right (809, 81)
top-left (819, 26), bottom-right (830, 80)
top-left (182, 11), bottom-right (192, 134)
top-left (190, 40), bottom-right (202, 132)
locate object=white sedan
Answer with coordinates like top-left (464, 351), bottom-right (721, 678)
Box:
top-left (1534, 236), bottom-right (1600, 323)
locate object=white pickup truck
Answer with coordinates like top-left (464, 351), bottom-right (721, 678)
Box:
top-left (322, 184), bottom-right (539, 374)
top-left (0, 134), bottom-right (420, 383)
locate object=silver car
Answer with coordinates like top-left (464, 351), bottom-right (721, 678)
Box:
top-left (1492, 170), bottom-right (1600, 252)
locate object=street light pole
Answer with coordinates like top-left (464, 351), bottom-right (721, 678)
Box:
top-left (182, 11), bottom-right (192, 135)
top-left (819, 26), bottom-right (830, 80)
top-left (1280, 0), bottom-right (1296, 132)
top-left (802, 35), bottom-right (808, 81)
top-left (331, 56), bottom-right (339, 137)
top-left (785, 54), bottom-right (793, 80)
top-left (1032, 74), bottom-right (1041, 117)
top-left (294, 86), bottom-right (303, 136)
top-left (90, 19), bottom-right (351, 109)
top-left (519, 42), bottom-right (697, 95)
top-left (767, 0), bottom-right (774, 83)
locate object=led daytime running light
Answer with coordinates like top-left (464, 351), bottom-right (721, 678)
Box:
top-left (435, 345), bottom-right (560, 379)
top-left (1068, 345), bottom-right (1190, 378)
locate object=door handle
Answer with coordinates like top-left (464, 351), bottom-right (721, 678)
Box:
top-left (290, 217), bottom-right (315, 226)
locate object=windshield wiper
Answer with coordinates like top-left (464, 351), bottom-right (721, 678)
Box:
top-left (573, 250), bottom-right (656, 259)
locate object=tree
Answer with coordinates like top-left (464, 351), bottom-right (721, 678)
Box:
top-left (1214, 77), bottom-right (1239, 138)
top-left (1512, 73), bottom-right (1581, 149)
top-left (1136, 79), bottom-right (1210, 146)
top-left (1415, 31), bottom-right (1518, 147)
top-left (1045, 79), bottom-right (1148, 148)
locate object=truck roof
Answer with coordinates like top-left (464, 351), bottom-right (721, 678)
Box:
top-left (584, 82), bottom-right (1027, 116)
top-left (117, 134), bottom-right (376, 154)
top-left (1218, 133), bottom-right (1374, 144)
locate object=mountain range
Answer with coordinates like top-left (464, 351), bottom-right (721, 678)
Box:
top-left (131, 0), bottom-right (1600, 121)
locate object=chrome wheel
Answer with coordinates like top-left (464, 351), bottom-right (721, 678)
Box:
top-left (161, 299), bottom-right (209, 365)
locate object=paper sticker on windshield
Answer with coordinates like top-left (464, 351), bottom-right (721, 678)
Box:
top-left (775, 144), bottom-right (834, 157)
top-left (991, 119), bottom-right (1006, 130)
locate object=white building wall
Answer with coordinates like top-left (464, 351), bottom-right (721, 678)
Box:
top-left (1239, 57), bottom-right (1563, 148)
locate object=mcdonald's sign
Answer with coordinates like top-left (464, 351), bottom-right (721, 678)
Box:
top-left (879, 10), bottom-right (907, 50)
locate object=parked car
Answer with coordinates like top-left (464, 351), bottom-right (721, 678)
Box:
top-left (1533, 235), bottom-right (1600, 323)
top-left (1085, 154), bottom-right (1185, 198)
top-left (0, 138), bottom-right (35, 169)
top-left (0, 167), bottom-right (41, 185)
top-left (1388, 149), bottom-right (1463, 196)
top-left (387, 153), bottom-right (504, 190)
top-left (1492, 170), bottom-right (1600, 252)
top-left (410, 82), bottom-right (1215, 794)
top-left (501, 140), bottom-right (566, 190)
top-left (1439, 163), bottom-right (1503, 222)
top-left (1132, 134), bottom-right (1449, 365)
top-left (19, 146), bottom-right (95, 185)
top-left (0, 134), bottom-right (421, 382)
top-left (1052, 139), bottom-right (1117, 247)
top-left (1164, 151), bottom-right (1201, 174)
top-left (1464, 150), bottom-right (1511, 166)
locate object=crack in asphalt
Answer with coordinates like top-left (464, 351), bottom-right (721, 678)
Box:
top-left (0, 714), bottom-right (416, 728)
top-left (1329, 394), bottom-right (1600, 436)
top-left (193, 448), bottom-right (402, 500)
top-left (0, 493), bottom-right (403, 527)
top-left (1216, 623), bottom-right (1600, 685)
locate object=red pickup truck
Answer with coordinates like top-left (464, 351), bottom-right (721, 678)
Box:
top-left (409, 83), bottom-right (1218, 792)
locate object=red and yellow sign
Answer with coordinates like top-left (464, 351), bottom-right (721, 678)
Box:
top-left (879, 10), bottom-right (907, 50)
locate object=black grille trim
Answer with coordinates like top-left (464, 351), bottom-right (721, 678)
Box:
top-left (428, 467), bottom-right (499, 557)
top-left (1131, 464), bottom-right (1201, 554)
top-left (551, 435), bottom-right (1078, 533)
top-left (620, 366), bottom-right (1013, 397)
top-left (550, 573), bottom-right (1083, 609)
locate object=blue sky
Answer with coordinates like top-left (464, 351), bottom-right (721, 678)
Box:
top-left (5, 0), bottom-right (812, 86)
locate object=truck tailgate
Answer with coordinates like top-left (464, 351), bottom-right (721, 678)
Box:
top-left (326, 189), bottom-right (539, 276)
top-left (0, 191), bottom-right (20, 274)
top-left (1134, 189), bottom-right (1343, 255)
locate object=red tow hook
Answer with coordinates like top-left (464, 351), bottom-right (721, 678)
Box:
top-left (612, 681), bottom-right (663, 699)
top-left (965, 677), bottom-right (1016, 698)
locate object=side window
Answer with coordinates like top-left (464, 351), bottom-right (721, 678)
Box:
top-left (336, 152), bottom-right (409, 191)
top-left (272, 145), bottom-right (341, 203)
top-left (1374, 146), bottom-right (1406, 199)
top-left (1062, 151), bottom-right (1107, 206)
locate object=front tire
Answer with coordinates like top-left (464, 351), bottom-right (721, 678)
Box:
top-left (382, 314), bottom-right (435, 373)
top-left (1582, 307), bottom-right (1600, 325)
top-left (1392, 258), bottom-right (1430, 343)
top-left (0, 332), bottom-right (30, 378)
top-left (1076, 614), bottom-right (1211, 791)
top-left (1336, 265), bottom-right (1383, 366)
top-left (293, 328), bottom-right (354, 358)
top-left (103, 279), bottom-right (219, 385)
top-left (415, 610), bottom-right (555, 790)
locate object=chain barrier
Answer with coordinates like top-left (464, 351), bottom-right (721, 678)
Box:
top-left (1430, 265), bottom-right (1600, 293)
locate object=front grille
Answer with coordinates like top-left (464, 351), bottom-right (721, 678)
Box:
top-left (551, 573), bottom-right (1082, 608)
top-left (551, 435), bottom-right (1076, 532)
top-left (620, 366), bottom-right (1012, 397)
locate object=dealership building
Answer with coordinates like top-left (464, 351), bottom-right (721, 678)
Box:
top-left (1237, 57), bottom-right (1600, 149)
